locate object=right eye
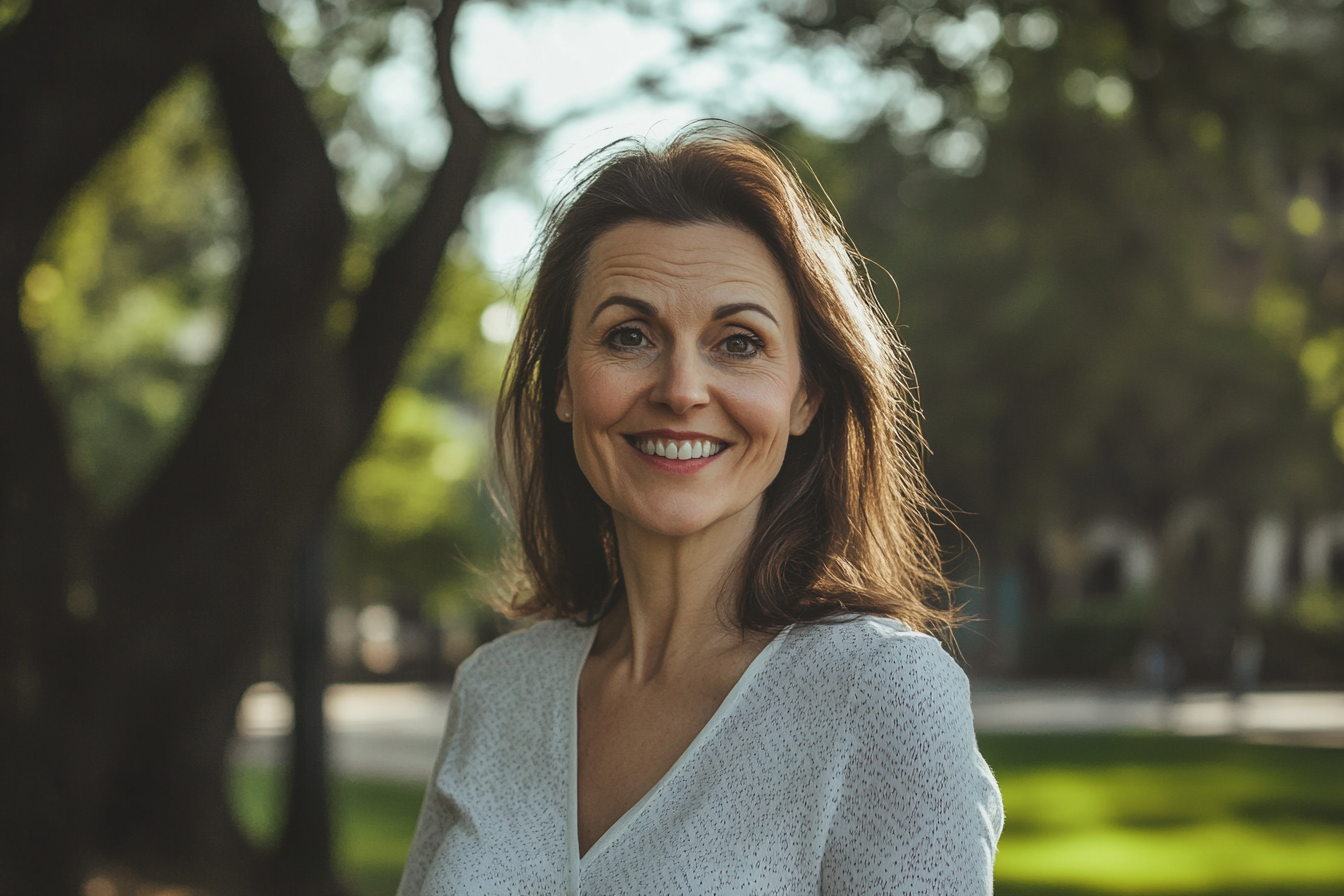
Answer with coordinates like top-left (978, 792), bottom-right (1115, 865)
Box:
top-left (606, 326), bottom-right (648, 349)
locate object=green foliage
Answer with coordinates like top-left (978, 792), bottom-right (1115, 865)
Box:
top-left (332, 255), bottom-right (512, 621)
top-left (20, 51), bottom-right (509, 620)
top-left (1292, 585), bottom-right (1344, 635)
top-left (20, 71), bottom-right (244, 513)
top-left (774, 0), bottom-right (1344, 560)
top-left (259, 0), bottom-right (447, 230)
top-left (0, 0), bottom-right (29, 33)
top-left (1019, 613), bottom-right (1147, 679)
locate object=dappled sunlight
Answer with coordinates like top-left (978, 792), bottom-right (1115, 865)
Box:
top-left (451, 0), bottom-right (1063, 273)
top-left (18, 71), bottom-right (243, 512)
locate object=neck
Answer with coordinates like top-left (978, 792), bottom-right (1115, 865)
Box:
top-left (599, 500), bottom-right (761, 682)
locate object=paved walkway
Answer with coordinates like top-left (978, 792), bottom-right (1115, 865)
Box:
top-left (970, 682), bottom-right (1344, 745)
top-left (228, 681), bottom-right (1344, 783)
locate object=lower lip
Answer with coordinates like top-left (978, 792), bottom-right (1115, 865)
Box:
top-left (627, 440), bottom-right (723, 473)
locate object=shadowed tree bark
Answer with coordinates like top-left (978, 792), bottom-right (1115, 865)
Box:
top-left (0, 0), bottom-right (490, 891)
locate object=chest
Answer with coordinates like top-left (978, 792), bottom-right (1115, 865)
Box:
top-left (422, 626), bottom-right (854, 894)
top-left (575, 672), bottom-right (732, 855)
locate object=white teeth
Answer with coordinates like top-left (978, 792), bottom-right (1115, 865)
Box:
top-left (637, 438), bottom-right (723, 459)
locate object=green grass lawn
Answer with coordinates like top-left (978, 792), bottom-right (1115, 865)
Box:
top-left (230, 766), bottom-right (425, 895)
top-left (981, 734), bottom-right (1344, 896)
top-left (231, 734), bottom-right (1344, 896)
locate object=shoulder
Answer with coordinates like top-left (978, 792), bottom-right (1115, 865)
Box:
top-left (785, 615), bottom-right (965, 692)
top-left (453, 618), bottom-right (591, 698)
top-left (783, 615), bottom-right (972, 732)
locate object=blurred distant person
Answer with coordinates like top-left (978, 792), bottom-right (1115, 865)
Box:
top-left (397, 125), bottom-right (1002, 895)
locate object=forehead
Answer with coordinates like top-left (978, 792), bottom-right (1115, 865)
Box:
top-left (577, 221), bottom-right (794, 316)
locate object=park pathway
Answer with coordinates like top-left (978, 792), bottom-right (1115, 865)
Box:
top-left (229, 680), bottom-right (1344, 783)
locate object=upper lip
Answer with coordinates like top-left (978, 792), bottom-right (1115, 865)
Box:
top-left (627, 429), bottom-right (727, 442)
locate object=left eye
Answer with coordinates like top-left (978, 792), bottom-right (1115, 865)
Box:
top-left (607, 327), bottom-right (647, 348)
top-left (722, 334), bottom-right (759, 355)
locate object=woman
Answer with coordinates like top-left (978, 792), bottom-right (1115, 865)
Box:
top-left (398, 127), bottom-right (1003, 895)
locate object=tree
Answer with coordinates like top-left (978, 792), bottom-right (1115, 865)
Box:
top-left (5, 0), bottom-right (1340, 888)
top-left (776, 0), bottom-right (1344, 678)
top-left (0, 0), bottom-right (489, 891)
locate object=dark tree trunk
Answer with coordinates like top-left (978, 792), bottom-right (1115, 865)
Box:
top-left (276, 515), bottom-right (339, 892)
top-left (0, 0), bottom-right (490, 891)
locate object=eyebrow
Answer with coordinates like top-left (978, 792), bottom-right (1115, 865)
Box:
top-left (712, 302), bottom-right (778, 325)
top-left (589, 296), bottom-right (655, 324)
top-left (588, 297), bottom-right (779, 326)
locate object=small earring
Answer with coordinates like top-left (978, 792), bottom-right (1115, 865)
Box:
top-left (561, 410), bottom-right (572, 420)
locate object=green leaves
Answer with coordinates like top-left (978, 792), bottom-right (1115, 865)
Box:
top-left (20, 71), bottom-right (243, 513)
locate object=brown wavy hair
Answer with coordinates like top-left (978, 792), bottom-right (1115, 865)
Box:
top-left (495, 124), bottom-right (955, 636)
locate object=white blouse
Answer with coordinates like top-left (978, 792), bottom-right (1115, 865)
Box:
top-left (397, 615), bottom-right (1003, 895)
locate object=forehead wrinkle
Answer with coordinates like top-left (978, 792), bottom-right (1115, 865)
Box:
top-left (577, 222), bottom-right (795, 329)
top-left (587, 257), bottom-right (788, 302)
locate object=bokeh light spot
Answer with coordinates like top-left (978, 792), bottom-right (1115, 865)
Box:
top-left (479, 300), bottom-right (521, 345)
top-left (1095, 76), bottom-right (1133, 117)
top-left (1288, 197), bottom-right (1323, 236)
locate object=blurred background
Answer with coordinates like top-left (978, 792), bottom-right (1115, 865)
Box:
top-left (3, 0), bottom-right (1344, 893)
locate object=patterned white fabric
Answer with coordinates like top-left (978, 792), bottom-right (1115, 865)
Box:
top-left (397, 615), bottom-right (1003, 895)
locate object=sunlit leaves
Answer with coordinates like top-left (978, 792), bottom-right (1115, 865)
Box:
top-left (452, 0), bottom-right (1065, 264)
top-left (333, 253), bottom-right (509, 615)
top-left (1288, 196), bottom-right (1324, 237)
top-left (1255, 284), bottom-right (1309, 354)
top-left (1300, 329), bottom-right (1344, 409)
top-left (0, 0), bottom-right (28, 33)
top-left (259, 0), bottom-right (448, 226)
top-left (339, 387), bottom-right (482, 541)
top-left (20, 71), bottom-right (243, 512)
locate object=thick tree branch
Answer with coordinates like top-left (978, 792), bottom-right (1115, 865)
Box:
top-left (342, 0), bottom-right (493, 438)
top-left (85, 0), bottom-right (349, 880)
top-left (136, 0), bottom-right (349, 519)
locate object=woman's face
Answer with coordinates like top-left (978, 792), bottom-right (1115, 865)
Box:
top-left (559, 220), bottom-right (820, 541)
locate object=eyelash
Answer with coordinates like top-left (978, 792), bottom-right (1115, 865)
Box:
top-left (605, 325), bottom-right (649, 350)
top-left (603, 326), bottom-right (765, 357)
top-left (722, 332), bottom-right (766, 356)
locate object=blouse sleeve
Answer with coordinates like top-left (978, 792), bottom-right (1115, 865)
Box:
top-left (395, 668), bottom-right (465, 896)
top-left (820, 634), bottom-right (1003, 895)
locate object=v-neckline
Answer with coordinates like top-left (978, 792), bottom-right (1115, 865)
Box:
top-left (564, 622), bottom-right (793, 882)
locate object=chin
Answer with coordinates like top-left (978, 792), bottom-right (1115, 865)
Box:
top-left (617, 497), bottom-right (750, 540)
top-left (620, 512), bottom-right (714, 539)
top-left (645, 519), bottom-right (719, 539)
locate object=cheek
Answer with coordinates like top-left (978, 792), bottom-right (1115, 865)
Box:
top-left (571, 362), bottom-right (639, 425)
top-left (724, 373), bottom-right (803, 442)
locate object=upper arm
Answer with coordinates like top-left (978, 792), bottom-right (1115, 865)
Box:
top-left (820, 635), bottom-right (1003, 895)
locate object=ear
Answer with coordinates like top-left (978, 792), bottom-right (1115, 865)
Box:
top-left (789, 380), bottom-right (822, 436)
top-left (556, 371), bottom-right (574, 423)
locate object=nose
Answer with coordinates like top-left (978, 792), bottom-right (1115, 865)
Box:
top-left (649, 345), bottom-right (710, 415)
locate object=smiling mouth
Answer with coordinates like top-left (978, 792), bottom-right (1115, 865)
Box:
top-left (626, 436), bottom-right (725, 460)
